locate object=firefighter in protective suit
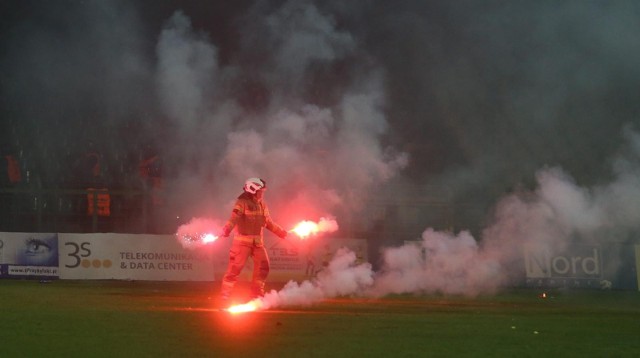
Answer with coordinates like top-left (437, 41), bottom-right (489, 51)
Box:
top-left (219, 178), bottom-right (287, 302)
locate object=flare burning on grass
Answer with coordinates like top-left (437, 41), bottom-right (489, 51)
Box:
top-left (226, 300), bottom-right (262, 314)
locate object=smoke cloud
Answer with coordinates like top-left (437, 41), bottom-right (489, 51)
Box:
top-left (4, 1), bottom-right (639, 227)
top-left (150, 0), bottom-right (408, 225)
top-left (3, 1), bottom-right (640, 301)
top-left (258, 248), bottom-right (374, 309)
top-left (245, 126), bottom-right (640, 308)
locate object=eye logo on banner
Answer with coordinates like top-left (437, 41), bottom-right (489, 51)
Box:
top-left (0, 233), bottom-right (59, 279)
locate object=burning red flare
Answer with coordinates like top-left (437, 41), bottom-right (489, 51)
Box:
top-left (290, 220), bottom-right (319, 239)
top-left (202, 233), bottom-right (218, 243)
top-left (227, 300), bottom-right (261, 314)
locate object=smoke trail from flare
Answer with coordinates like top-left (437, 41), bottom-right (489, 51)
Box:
top-left (243, 128), bottom-right (640, 309)
top-left (370, 229), bottom-right (503, 297)
top-left (256, 248), bottom-right (374, 310)
top-left (251, 230), bottom-right (500, 312)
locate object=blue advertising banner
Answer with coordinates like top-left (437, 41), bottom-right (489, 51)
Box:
top-left (0, 232), bottom-right (59, 279)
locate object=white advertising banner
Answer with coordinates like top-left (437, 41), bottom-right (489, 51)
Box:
top-left (1, 232), bottom-right (368, 283)
top-left (58, 233), bottom-right (215, 281)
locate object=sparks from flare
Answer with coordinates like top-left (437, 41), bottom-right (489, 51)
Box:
top-left (175, 218), bottom-right (222, 249)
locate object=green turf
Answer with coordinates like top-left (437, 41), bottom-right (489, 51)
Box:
top-left (1, 280), bottom-right (639, 357)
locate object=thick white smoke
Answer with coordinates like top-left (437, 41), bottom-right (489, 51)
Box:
top-left (4, 1), bottom-right (639, 307)
top-left (258, 248), bottom-right (374, 309)
top-left (156, 11), bottom-right (221, 131)
top-left (241, 127), bottom-right (640, 309)
top-left (247, 229), bottom-right (499, 311)
top-left (371, 229), bottom-right (502, 296)
top-left (3, 1), bottom-right (640, 234)
top-left (154, 3), bottom-right (640, 302)
top-left (316, 217), bottom-right (339, 233)
top-left (380, 130), bottom-right (640, 297)
top-left (153, 0), bottom-right (407, 223)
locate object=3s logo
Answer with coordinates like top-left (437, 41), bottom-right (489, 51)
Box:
top-left (65, 242), bottom-right (92, 268)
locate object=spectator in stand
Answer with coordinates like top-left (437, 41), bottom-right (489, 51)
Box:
top-left (1, 148), bottom-right (22, 186)
top-left (73, 140), bottom-right (102, 187)
top-left (138, 144), bottom-right (163, 205)
top-left (138, 144), bottom-right (163, 233)
top-left (0, 145), bottom-right (22, 231)
top-left (73, 140), bottom-right (110, 231)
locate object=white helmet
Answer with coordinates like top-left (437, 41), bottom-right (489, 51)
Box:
top-left (244, 177), bottom-right (266, 194)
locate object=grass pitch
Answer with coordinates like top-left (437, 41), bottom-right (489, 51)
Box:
top-left (1, 280), bottom-right (639, 357)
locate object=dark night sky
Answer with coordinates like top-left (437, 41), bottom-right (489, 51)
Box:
top-left (2, 0), bottom-right (640, 234)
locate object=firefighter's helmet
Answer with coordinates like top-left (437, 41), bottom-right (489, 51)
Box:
top-left (244, 177), bottom-right (266, 194)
